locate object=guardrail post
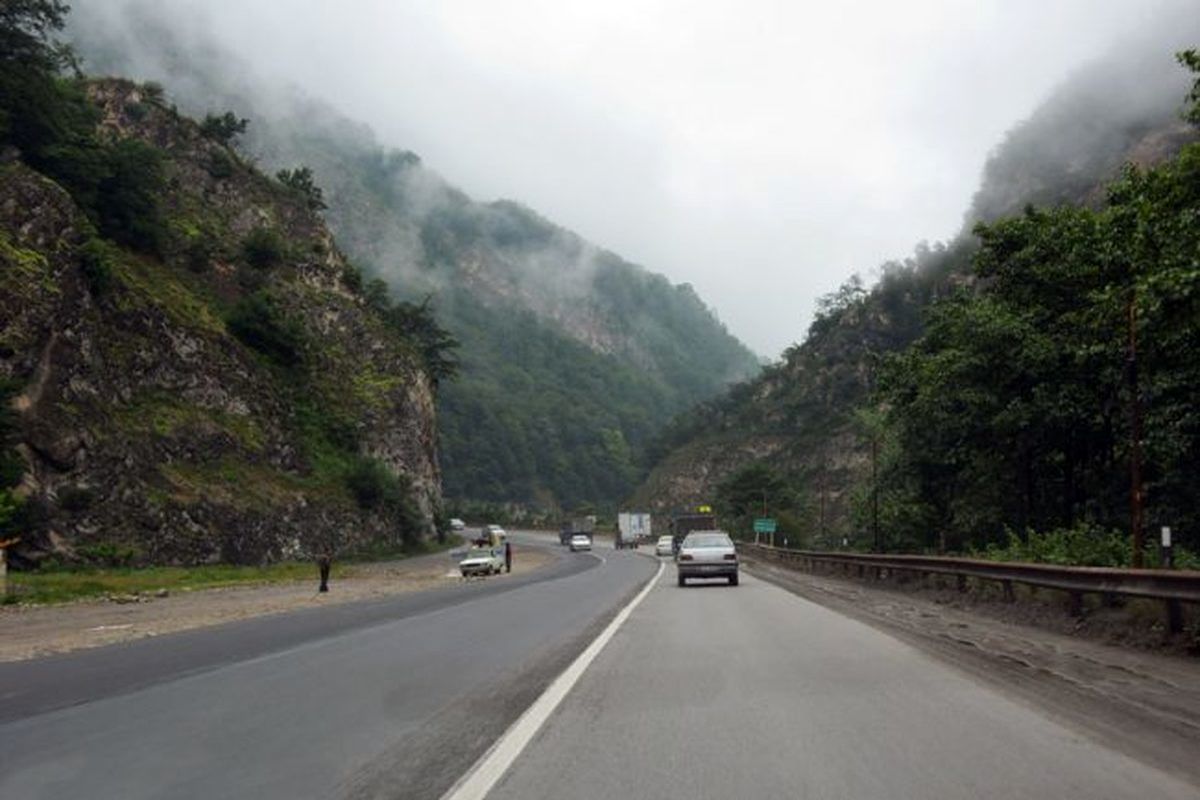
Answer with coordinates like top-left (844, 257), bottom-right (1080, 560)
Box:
top-left (956, 574), bottom-right (967, 593)
top-left (1165, 599), bottom-right (1184, 635)
top-left (1067, 591), bottom-right (1084, 618)
top-left (1001, 580), bottom-right (1014, 602)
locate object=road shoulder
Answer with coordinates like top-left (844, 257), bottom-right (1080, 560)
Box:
top-left (0, 545), bottom-right (556, 663)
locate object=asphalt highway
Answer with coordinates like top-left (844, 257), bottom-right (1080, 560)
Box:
top-left (6, 538), bottom-right (1196, 800)
top-left (486, 565), bottom-right (1200, 800)
top-left (0, 533), bottom-right (655, 799)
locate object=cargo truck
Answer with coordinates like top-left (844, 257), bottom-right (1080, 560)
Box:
top-left (616, 512), bottom-right (651, 549)
top-left (670, 510), bottom-right (717, 554)
top-left (560, 516), bottom-right (595, 546)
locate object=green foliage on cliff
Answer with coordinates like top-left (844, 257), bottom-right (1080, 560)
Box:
top-left (226, 291), bottom-right (306, 367)
top-left (874, 129), bottom-right (1200, 555)
top-left (199, 110), bottom-right (247, 145)
top-left (0, 3), bottom-right (167, 254)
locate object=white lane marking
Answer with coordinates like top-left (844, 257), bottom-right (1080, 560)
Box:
top-left (441, 559), bottom-right (665, 800)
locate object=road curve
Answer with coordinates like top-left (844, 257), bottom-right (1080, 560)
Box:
top-left (0, 533), bottom-right (657, 800)
top-left (487, 564), bottom-right (1199, 800)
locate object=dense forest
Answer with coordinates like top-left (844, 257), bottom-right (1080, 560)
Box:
top-left (637, 46), bottom-right (1200, 566)
top-left (66, 1), bottom-right (761, 511)
top-left (872, 52), bottom-right (1200, 564)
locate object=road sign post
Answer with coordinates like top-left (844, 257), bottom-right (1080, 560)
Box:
top-left (753, 518), bottom-right (776, 547)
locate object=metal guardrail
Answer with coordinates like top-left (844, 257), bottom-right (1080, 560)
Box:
top-left (738, 542), bottom-right (1199, 632)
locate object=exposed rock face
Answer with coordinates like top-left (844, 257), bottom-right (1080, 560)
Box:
top-left (0, 80), bottom-right (441, 565)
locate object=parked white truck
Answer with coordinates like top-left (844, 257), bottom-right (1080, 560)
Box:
top-left (616, 511), bottom-right (651, 550)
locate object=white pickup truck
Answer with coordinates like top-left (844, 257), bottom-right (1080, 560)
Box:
top-left (458, 546), bottom-right (504, 577)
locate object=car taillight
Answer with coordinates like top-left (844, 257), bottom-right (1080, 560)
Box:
top-left (679, 553), bottom-right (693, 561)
top-left (724, 554), bottom-right (737, 561)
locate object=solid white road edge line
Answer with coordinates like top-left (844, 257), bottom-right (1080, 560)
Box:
top-left (440, 558), bottom-right (666, 800)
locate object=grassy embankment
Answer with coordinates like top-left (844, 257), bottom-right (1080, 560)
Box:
top-left (2, 536), bottom-right (463, 606)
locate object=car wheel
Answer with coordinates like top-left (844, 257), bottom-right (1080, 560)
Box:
top-left (729, 574), bottom-right (739, 586)
top-left (677, 574), bottom-right (686, 587)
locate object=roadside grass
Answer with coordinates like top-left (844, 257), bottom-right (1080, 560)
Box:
top-left (3, 535), bottom-right (464, 606)
top-left (3, 562), bottom-right (344, 606)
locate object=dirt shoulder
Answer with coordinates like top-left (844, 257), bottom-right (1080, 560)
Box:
top-left (744, 555), bottom-right (1200, 788)
top-left (0, 546), bottom-right (556, 663)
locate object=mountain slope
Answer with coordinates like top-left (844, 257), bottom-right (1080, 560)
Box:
top-left (2, 73), bottom-right (441, 566)
top-left (67, 1), bottom-right (762, 509)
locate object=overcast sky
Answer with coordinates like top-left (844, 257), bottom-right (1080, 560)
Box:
top-left (103, 0), bottom-right (1197, 356)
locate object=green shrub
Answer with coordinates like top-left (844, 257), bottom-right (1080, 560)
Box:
top-left (0, 378), bottom-right (24, 489)
top-left (344, 457), bottom-right (422, 543)
top-left (77, 237), bottom-right (116, 296)
top-left (977, 525), bottom-right (1136, 567)
top-left (241, 226), bottom-right (285, 269)
top-left (276, 166), bottom-right (326, 211)
top-left (341, 264), bottom-right (363, 293)
top-left (57, 486), bottom-right (95, 513)
top-left (226, 292), bottom-right (305, 366)
top-left (76, 542), bottom-right (141, 568)
top-left (184, 233), bottom-right (215, 273)
top-left (95, 139), bottom-right (167, 254)
top-left (199, 111), bottom-right (248, 145)
top-left (207, 149), bottom-right (234, 180)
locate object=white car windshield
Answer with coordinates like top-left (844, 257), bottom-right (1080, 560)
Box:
top-left (683, 533), bottom-right (732, 548)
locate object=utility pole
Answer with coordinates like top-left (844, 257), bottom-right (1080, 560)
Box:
top-left (818, 450), bottom-right (827, 548)
top-left (1128, 289), bottom-right (1145, 568)
top-left (871, 434), bottom-right (880, 553)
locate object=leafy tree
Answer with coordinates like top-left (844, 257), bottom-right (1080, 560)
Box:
top-left (199, 111), bottom-right (247, 145)
top-left (241, 226), bottom-right (285, 268)
top-left (94, 138), bottom-right (166, 252)
top-left (874, 107), bottom-right (1200, 556)
top-left (381, 297), bottom-right (459, 386)
top-left (1178, 49), bottom-right (1200, 125)
top-left (276, 166), bottom-right (327, 211)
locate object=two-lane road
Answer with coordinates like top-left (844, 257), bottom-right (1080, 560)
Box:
top-left (0, 533), bottom-right (655, 799)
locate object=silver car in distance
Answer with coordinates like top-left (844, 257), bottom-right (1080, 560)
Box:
top-left (676, 530), bottom-right (738, 586)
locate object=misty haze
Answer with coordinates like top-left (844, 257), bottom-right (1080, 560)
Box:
top-left (2, 2), bottom-right (1200, 799)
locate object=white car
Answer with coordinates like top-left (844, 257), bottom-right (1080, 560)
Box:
top-left (655, 535), bottom-right (674, 557)
top-left (449, 518), bottom-right (466, 532)
top-left (485, 524), bottom-right (506, 538)
top-left (677, 530), bottom-right (738, 586)
top-left (459, 547), bottom-right (504, 577)
top-left (569, 534), bottom-right (592, 552)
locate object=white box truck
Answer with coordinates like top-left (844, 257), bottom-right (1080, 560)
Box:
top-left (617, 512), bottom-right (651, 550)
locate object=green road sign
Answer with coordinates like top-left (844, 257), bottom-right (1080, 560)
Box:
top-left (753, 518), bottom-right (776, 534)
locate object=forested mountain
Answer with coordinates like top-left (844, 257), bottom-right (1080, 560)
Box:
top-left (634, 39), bottom-right (1200, 561)
top-left (1, 6), bottom-right (445, 565)
top-left (66, 1), bottom-right (761, 510)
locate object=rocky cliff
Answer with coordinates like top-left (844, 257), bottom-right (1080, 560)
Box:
top-left (1, 79), bottom-right (441, 566)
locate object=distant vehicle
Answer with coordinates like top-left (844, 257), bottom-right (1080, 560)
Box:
top-left (670, 511), bottom-right (717, 553)
top-left (676, 530), bottom-right (738, 586)
top-left (560, 517), bottom-right (595, 545)
top-left (459, 546), bottom-right (504, 577)
top-left (485, 524), bottom-right (506, 538)
top-left (449, 518), bottom-right (466, 532)
top-left (655, 535), bottom-right (675, 557)
top-left (617, 511), bottom-right (651, 549)
top-left (569, 534), bottom-right (592, 552)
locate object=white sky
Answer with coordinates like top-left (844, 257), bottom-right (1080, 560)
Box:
top-left (125, 0), bottom-right (1195, 356)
